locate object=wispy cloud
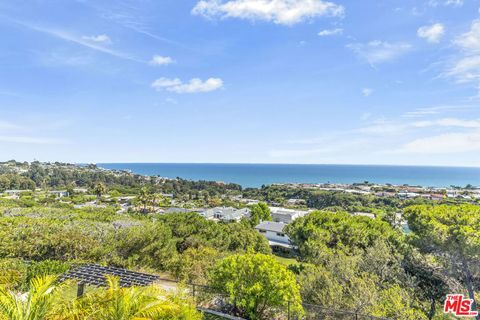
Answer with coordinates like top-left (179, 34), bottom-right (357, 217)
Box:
top-left (444, 20), bottom-right (480, 85)
top-left (362, 88), bottom-right (373, 97)
top-left (79, 1), bottom-right (192, 51)
top-left (359, 117), bottom-right (480, 134)
top-left (7, 18), bottom-right (142, 62)
top-left (412, 118), bottom-right (480, 128)
top-left (347, 41), bottom-right (412, 65)
top-left (81, 34), bottom-right (112, 44)
top-left (398, 131), bottom-right (480, 154)
top-left (402, 105), bottom-right (473, 118)
top-left (428, 0), bottom-right (463, 7)
top-left (192, 0), bottom-right (345, 26)
top-left (152, 77), bottom-right (224, 94)
top-left (318, 28), bottom-right (343, 36)
top-left (444, 0), bottom-right (463, 7)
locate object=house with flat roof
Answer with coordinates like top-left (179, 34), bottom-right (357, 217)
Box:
top-left (49, 190), bottom-right (69, 198)
top-left (270, 207), bottom-right (309, 224)
top-left (200, 207), bottom-right (250, 222)
top-left (255, 221), bottom-right (292, 250)
top-left (4, 190), bottom-right (30, 196)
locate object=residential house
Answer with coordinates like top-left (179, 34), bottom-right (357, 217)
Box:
top-left (4, 190), bottom-right (30, 196)
top-left (255, 221), bottom-right (292, 250)
top-left (200, 207), bottom-right (250, 222)
top-left (270, 207), bottom-right (308, 224)
top-left (353, 212), bottom-right (376, 219)
top-left (49, 190), bottom-right (69, 198)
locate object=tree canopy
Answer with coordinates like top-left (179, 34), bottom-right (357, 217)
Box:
top-left (209, 252), bottom-right (303, 320)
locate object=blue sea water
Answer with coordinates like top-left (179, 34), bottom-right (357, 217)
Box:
top-left (98, 163), bottom-right (480, 188)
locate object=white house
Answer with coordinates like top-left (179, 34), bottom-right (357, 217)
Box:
top-left (255, 221), bottom-right (292, 250)
top-left (49, 190), bottom-right (69, 198)
top-left (353, 212), bottom-right (376, 219)
top-left (4, 190), bottom-right (30, 196)
top-left (200, 207), bottom-right (250, 222)
top-left (269, 207), bottom-right (308, 224)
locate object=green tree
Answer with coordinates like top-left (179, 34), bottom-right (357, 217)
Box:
top-left (286, 210), bottom-right (404, 260)
top-left (249, 202), bottom-right (271, 226)
top-left (209, 252), bottom-right (303, 320)
top-left (404, 204), bottom-right (480, 319)
top-left (173, 246), bottom-right (220, 284)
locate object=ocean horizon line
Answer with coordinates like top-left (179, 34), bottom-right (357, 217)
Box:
top-left (97, 163), bottom-right (480, 188)
top-left (92, 162), bottom-right (480, 170)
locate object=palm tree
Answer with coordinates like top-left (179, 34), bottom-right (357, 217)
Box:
top-left (93, 183), bottom-right (107, 203)
top-left (0, 276), bottom-right (60, 320)
top-left (138, 187), bottom-right (151, 214)
top-left (70, 276), bottom-right (201, 320)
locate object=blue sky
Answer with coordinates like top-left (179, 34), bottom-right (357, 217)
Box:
top-left (1, 0), bottom-right (480, 166)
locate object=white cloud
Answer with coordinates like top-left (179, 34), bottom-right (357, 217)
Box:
top-left (444, 0), bottom-right (463, 7)
top-left (362, 88), bottom-right (373, 97)
top-left (454, 20), bottom-right (480, 52)
top-left (192, 0), bottom-right (345, 26)
top-left (412, 118), bottom-right (480, 128)
top-left (429, 0), bottom-right (463, 7)
top-left (81, 34), bottom-right (111, 44)
top-left (152, 77), bottom-right (224, 94)
top-left (402, 105), bottom-right (473, 118)
top-left (359, 117), bottom-right (480, 135)
top-left (150, 55), bottom-right (175, 66)
top-left (318, 28), bottom-right (343, 36)
top-left (400, 131), bottom-right (480, 154)
top-left (447, 56), bottom-right (480, 83)
top-left (446, 21), bottom-right (480, 84)
top-left (347, 41), bottom-right (412, 65)
top-left (359, 120), bottom-right (407, 134)
top-left (417, 23), bottom-right (445, 43)
top-left (9, 18), bottom-right (141, 62)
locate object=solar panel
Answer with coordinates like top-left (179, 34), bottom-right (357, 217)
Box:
top-left (59, 264), bottom-right (160, 288)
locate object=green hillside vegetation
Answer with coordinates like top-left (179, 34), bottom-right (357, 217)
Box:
top-left (0, 162), bottom-right (478, 319)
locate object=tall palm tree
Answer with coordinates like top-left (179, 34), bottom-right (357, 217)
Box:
top-left (0, 276), bottom-right (60, 320)
top-left (93, 183), bottom-right (107, 203)
top-left (138, 187), bottom-right (150, 214)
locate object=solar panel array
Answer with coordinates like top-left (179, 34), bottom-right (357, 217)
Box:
top-left (60, 264), bottom-right (160, 287)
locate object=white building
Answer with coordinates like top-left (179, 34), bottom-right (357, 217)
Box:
top-left (200, 207), bottom-right (250, 222)
top-left (49, 190), bottom-right (69, 198)
top-left (269, 207), bottom-right (308, 224)
top-left (4, 190), bottom-right (30, 196)
top-left (255, 221), bottom-right (292, 250)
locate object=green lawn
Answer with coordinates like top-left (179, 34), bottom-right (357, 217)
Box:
top-left (273, 255), bottom-right (300, 267)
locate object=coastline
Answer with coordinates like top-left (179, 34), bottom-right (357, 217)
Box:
top-left (98, 162), bottom-right (480, 189)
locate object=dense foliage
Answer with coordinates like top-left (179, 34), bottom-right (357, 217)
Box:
top-left (0, 161), bottom-right (479, 319)
top-left (404, 204), bottom-right (480, 318)
top-left (209, 253), bottom-right (303, 320)
top-left (0, 275), bottom-right (200, 320)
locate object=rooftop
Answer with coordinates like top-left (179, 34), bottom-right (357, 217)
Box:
top-left (255, 221), bottom-right (286, 233)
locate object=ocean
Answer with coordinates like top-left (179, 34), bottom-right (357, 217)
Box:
top-left (98, 163), bottom-right (480, 188)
